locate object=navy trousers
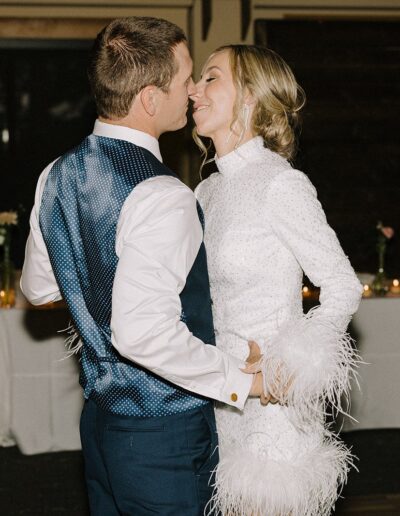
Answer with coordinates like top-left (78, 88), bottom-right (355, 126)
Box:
top-left (80, 399), bottom-right (219, 515)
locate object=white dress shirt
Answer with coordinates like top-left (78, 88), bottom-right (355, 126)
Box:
top-left (20, 120), bottom-right (253, 409)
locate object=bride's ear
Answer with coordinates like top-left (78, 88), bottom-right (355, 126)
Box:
top-left (243, 88), bottom-right (256, 107)
top-left (140, 85), bottom-right (159, 117)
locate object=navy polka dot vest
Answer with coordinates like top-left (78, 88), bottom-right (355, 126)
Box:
top-left (39, 135), bottom-right (215, 417)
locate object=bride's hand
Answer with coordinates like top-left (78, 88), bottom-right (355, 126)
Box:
top-left (242, 341), bottom-right (281, 405)
top-left (242, 341), bottom-right (277, 405)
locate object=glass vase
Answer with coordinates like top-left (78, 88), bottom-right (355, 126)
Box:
top-left (0, 240), bottom-right (16, 308)
top-left (371, 246), bottom-right (388, 296)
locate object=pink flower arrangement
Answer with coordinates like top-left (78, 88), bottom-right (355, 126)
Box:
top-left (371, 221), bottom-right (396, 295)
top-left (382, 227), bottom-right (394, 239)
top-left (377, 222), bottom-right (395, 240)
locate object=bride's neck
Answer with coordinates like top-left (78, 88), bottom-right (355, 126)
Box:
top-left (213, 129), bottom-right (255, 158)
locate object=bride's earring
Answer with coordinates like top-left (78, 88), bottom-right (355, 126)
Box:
top-left (243, 103), bottom-right (250, 132)
top-left (225, 129), bottom-right (233, 145)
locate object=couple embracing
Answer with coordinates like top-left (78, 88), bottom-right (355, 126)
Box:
top-left (21, 16), bottom-right (362, 516)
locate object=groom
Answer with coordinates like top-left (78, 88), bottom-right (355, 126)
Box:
top-left (21, 16), bottom-right (263, 515)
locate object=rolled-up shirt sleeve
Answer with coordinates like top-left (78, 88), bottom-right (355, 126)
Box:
top-left (20, 160), bottom-right (62, 305)
top-left (111, 175), bottom-right (253, 409)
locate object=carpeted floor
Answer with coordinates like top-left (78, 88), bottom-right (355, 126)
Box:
top-left (0, 445), bottom-right (89, 515)
top-left (0, 429), bottom-right (399, 515)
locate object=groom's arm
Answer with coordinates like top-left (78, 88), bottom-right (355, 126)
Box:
top-left (20, 160), bottom-right (62, 305)
top-left (111, 175), bottom-right (255, 409)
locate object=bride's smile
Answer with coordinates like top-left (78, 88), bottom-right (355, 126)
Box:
top-left (191, 51), bottom-right (240, 153)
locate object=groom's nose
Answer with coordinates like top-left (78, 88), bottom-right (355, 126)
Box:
top-left (187, 78), bottom-right (197, 98)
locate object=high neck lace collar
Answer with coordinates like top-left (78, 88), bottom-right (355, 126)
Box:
top-left (215, 136), bottom-right (287, 176)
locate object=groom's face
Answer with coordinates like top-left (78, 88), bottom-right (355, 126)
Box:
top-left (156, 42), bottom-right (194, 134)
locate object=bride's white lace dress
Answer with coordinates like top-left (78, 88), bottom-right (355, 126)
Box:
top-left (195, 137), bottom-right (363, 516)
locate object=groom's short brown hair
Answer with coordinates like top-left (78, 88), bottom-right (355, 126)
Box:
top-left (88, 16), bottom-right (186, 119)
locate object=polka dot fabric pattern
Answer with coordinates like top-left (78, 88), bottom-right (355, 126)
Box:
top-left (39, 135), bottom-right (214, 417)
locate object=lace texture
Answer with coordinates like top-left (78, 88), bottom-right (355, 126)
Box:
top-left (196, 137), bottom-right (363, 516)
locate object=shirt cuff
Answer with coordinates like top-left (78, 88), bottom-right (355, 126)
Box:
top-left (221, 358), bottom-right (254, 410)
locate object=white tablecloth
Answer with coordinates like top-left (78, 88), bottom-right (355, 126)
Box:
top-left (1, 296), bottom-right (399, 454)
top-left (341, 296), bottom-right (400, 431)
top-left (0, 307), bottom-right (83, 455)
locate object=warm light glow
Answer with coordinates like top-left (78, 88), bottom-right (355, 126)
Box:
top-left (0, 290), bottom-right (4, 298)
top-left (362, 284), bottom-right (373, 297)
top-left (1, 129), bottom-right (9, 144)
top-left (302, 286), bottom-right (309, 293)
top-left (390, 279), bottom-right (400, 295)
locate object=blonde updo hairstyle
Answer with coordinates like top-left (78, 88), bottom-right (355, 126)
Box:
top-left (194, 44), bottom-right (305, 166)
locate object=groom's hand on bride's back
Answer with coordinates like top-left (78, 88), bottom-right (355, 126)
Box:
top-left (248, 372), bottom-right (277, 405)
top-left (242, 341), bottom-right (277, 406)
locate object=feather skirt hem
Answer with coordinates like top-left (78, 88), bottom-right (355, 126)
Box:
top-left (206, 436), bottom-right (353, 516)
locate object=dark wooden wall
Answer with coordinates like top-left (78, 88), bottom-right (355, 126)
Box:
top-left (2, 21), bottom-right (400, 276)
top-left (0, 42), bottom-right (96, 266)
top-left (255, 19), bottom-right (400, 277)
top-left (0, 41), bottom-right (192, 268)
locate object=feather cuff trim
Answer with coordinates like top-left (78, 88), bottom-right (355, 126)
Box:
top-left (207, 436), bottom-right (352, 516)
top-left (260, 309), bottom-right (360, 422)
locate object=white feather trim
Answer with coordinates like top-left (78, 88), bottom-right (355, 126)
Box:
top-left (260, 308), bottom-right (360, 423)
top-left (58, 321), bottom-right (82, 359)
top-left (206, 434), bottom-right (353, 516)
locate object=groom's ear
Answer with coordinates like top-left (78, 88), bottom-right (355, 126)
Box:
top-left (140, 85), bottom-right (159, 117)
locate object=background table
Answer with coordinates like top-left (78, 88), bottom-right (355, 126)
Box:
top-left (1, 295), bottom-right (399, 454)
top-left (341, 296), bottom-right (400, 431)
top-left (0, 306), bottom-right (83, 455)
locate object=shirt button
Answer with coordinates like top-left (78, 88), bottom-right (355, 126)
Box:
top-left (230, 393), bottom-right (238, 402)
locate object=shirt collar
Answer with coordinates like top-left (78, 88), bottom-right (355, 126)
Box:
top-left (93, 119), bottom-right (163, 163)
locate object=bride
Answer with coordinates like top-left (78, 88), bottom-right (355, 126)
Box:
top-left (191, 45), bottom-right (363, 516)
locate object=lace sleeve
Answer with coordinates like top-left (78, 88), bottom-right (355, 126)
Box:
top-left (261, 169), bottom-right (363, 420)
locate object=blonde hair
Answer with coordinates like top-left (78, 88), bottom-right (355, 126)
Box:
top-left (194, 44), bottom-right (305, 169)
